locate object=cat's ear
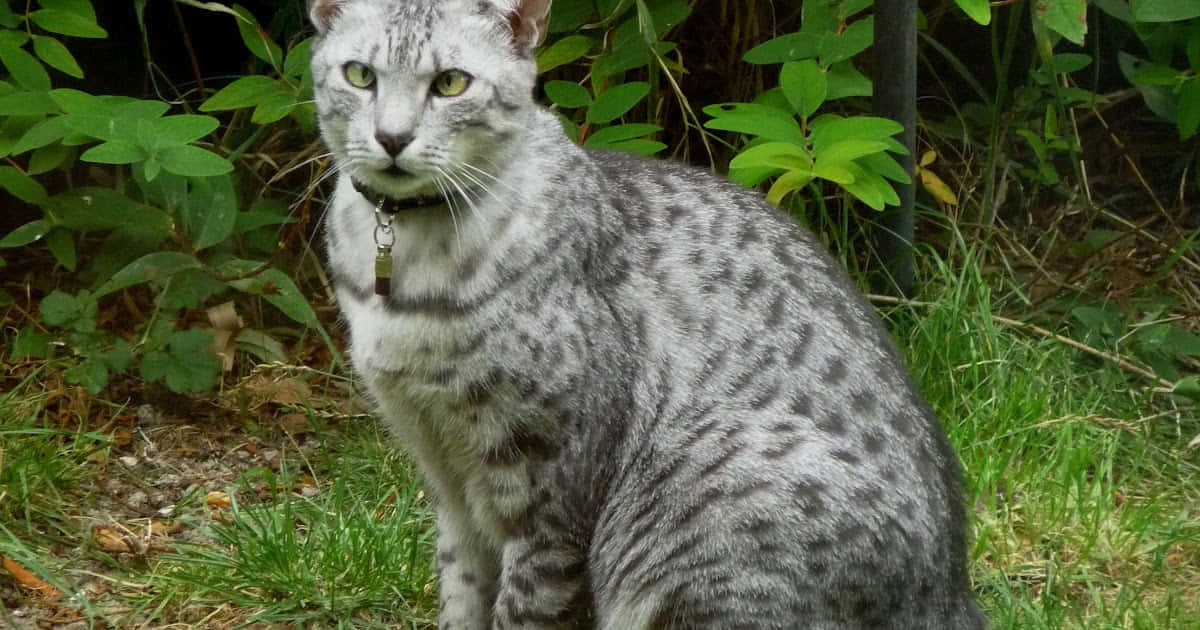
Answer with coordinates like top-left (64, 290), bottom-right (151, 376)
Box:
top-left (504, 0), bottom-right (552, 53)
top-left (308, 0), bottom-right (345, 34)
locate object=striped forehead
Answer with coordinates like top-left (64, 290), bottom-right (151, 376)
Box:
top-left (379, 0), bottom-right (442, 70)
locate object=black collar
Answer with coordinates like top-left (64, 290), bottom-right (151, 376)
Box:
top-left (351, 179), bottom-right (446, 215)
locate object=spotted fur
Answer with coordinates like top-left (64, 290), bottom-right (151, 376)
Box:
top-left (309, 0), bottom-right (986, 628)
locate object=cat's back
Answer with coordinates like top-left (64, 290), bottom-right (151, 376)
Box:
top-left (572, 149), bottom-right (984, 629)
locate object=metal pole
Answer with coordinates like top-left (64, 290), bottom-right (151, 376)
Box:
top-left (871, 0), bottom-right (917, 297)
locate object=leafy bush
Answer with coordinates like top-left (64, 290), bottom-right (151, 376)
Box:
top-left (0, 1), bottom-right (325, 393)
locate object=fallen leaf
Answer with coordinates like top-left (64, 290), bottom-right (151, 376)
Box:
top-left (1, 555), bottom-right (61, 597)
top-left (207, 300), bottom-right (243, 372)
top-left (91, 526), bottom-right (132, 553)
top-left (110, 427), bottom-right (133, 448)
top-left (278, 412), bottom-right (311, 435)
top-left (149, 520), bottom-right (185, 537)
top-left (919, 169), bottom-right (958, 206)
top-left (205, 491), bottom-right (231, 508)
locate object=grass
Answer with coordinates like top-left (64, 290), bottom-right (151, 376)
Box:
top-left (138, 429), bottom-right (437, 629)
top-left (2, 243), bottom-right (1198, 628)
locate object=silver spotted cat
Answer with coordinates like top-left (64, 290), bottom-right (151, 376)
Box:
top-left (309, 0), bottom-right (987, 627)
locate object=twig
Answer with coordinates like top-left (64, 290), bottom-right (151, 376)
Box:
top-left (170, 0), bottom-right (206, 98)
top-left (867, 293), bottom-right (1177, 390)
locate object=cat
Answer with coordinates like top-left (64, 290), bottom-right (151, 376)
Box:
top-left (308, 0), bottom-right (987, 628)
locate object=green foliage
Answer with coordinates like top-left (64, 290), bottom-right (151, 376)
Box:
top-left (539, 0), bottom-right (688, 155)
top-left (704, 0), bottom-right (909, 212)
top-left (0, 1), bottom-right (326, 394)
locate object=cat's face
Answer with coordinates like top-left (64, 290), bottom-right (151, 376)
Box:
top-left (309, 0), bottom-right (548, 202)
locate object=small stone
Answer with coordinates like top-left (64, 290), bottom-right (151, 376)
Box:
top-left (126, 490), bottom-right (149, 510)
top-left (157, 505), bottom-right (176, 518)
top-left (118, 455), bottom-right (139, 468)
top-left (299, 485), bottom-right (319, 498)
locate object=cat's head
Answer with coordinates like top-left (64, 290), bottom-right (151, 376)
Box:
top-left (308, 0), bottom-right (551, 203)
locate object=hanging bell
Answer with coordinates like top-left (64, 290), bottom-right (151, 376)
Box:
top-left (374, 246), bottom-right (393, 297)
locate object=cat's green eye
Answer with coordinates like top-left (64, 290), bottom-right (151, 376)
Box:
top-left (433, 70), bottom-right (471, 97)
top-left (344, 62), bottom-right (375, 89)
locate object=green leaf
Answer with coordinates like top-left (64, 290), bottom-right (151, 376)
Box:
top-left (64, 112), bottom-right (123, 141)
top-left (11, 326), bottom-right (51, 359)
top-left (537, 34), bottom-right (593, 73)
top-left (28, 141), bottom-right (70, 174)
top-left (545, 80), bottom-right (592, 108)
top-left (150, 115), bottom-right (219, 146)
top-left (548, 0), bottom-right (594, 33)
top-left (233, 4), bottom-right (283, 67)
top-left (250, 90), bottom-right (297, 124)
top-left (1132, 0), bottom-right (1200, 22)
top-left (29, 9), bottom-right (107, 38)
top-left (0, 90), bottom-right (59, 116)
top-left (817, 16), bottom-right (874, 65)
top-left (0, 30), bottom-right (27, 48)
top-left (36, 1), bottom-right (101, 25)
top-left (1165, 326), bottom-right (1200, 357)
top-left (66, 358), bottom-right (109, 393)
top-left (1172, 376), bottom-right (1200, 401)
top-left (236, 328), bottom-right (288, 364)
top-left (0, 2), bottom-right (18, 28)
top-left (765, 169), bottom-right (814, 205)
top-left (15, 115), bottom-right (75, 154)
top-left (95, 251), bottom-right (204, 297)
top-left (825, 61), bottom-right (872, 100)
top-left (597, 138), bottom-right (666, 155)
top-left (816, 139), bottom-right (890, 164)
top-left (39, 289), bottom-right (94, 328)
top-left (102, 339), bottom-right (133, 373)
top-left (31, 35), bottom-right (82, 77)
top-left (780, 60), bottom-right (826, 118)
top-left (139, 329), bottom-right (222, 393)
top-left (729, 141), bottom-right (812, 171)
top-left (1131, 63), bottom-right (1182, 86)
top-left (0, 166), bottom-right (49, 205)
top-left (199, 75), bottom-right (279, 111)
top-left (80, 140), bottom-right (146, 164)
top-left (591, 40), bottom-right (674, 80)
top-left (808, 115), bottom-right (904, 155)
top-left (228, 267), bottom-right (320, 328)
top-left (283, 36), bottom-right (314, 81)
top-left (49, 187), bottom-right (174, 234)
top-left (0, 43), bottom-right (51, 91)
top-left (955, 0), bottom-right (992, 25)
top-left (743, 32), bottom-right (818, 64)
top-left (0, 219), bottom-right (50, 248)
top-left (1034, 0), bottom-right (1088, 45)
top-left (160, 268), bottom-right (226, 310)
top-left (1071, 304), bottom-right (1123, 341)
top-left (45, 227), bottom-right (75, 270)
top-left (187, 175), bottom-right (238, 251)
top-left (1178, 78), bottom-right (1199, 139)
top-left (586, 81), bottom-right (650, 123)
top-left (839, 161), bottom-right (897, 210)
top-left (158, 145), bottom-right (234, 177)
top-left (812, 162), bottom-right (856, 185)
top-left (703, 103), bottom-right (807, 145)
top-left (856, 151), bottom-right (913, 184)
top-left (1046, 52), bottom-right (1092, 74)
top-left (583, 123), bottom-right (661, 146)
top-left (49, 87), bottom-right (102, 113)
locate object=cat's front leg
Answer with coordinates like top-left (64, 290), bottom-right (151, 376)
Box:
top-left (436, 509), bottom-right (499, 630)
top-left (491, 535), bottom-right (585, 630)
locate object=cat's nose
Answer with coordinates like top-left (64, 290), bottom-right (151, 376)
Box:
top-left (375, 131), bottom-right (412, 157)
